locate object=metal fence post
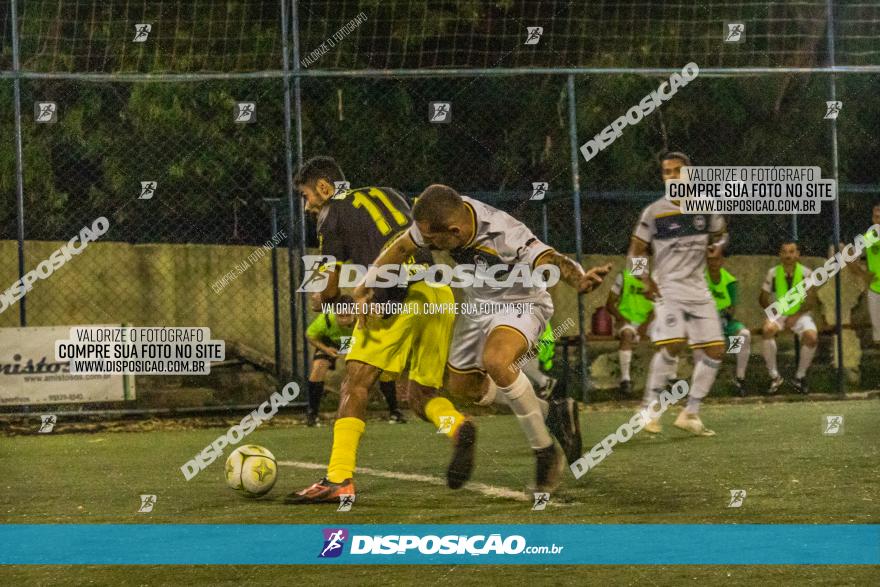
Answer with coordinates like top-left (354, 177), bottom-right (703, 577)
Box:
top-left (290, 0), bottom-right (310, 380)
top-left (265, 199), bottom-right (283, 378)
top-left (826, 0), bottom-right (845, 395)
top-left (541, 201), bottom-right (549, 244)
top-left (280, 0), bottom-right (301, 382)
top-left (11, 0), bottom-right (27, 327)
top-left (566, 74), bottom-right (591, 402)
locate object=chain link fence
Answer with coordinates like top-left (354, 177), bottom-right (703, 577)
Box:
top-left (2, 1), bottom-right (878, 414)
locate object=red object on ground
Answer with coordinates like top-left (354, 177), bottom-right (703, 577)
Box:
top-left (592, 306), bottom-right (613, 336)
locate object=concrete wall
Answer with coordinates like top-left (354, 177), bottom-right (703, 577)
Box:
top-left (0, 239), bottom-right (295, 373)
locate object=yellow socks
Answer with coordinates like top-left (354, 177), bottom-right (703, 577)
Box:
top-left (326, 417), bottom-right (365, 483)
top-left (326, 401), bottom-right (462, 483)
top-left (424, 396), bottom-right (464, 438)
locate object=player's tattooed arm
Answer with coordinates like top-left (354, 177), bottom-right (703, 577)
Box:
top-left (539, 250), bottom-right (611, 294)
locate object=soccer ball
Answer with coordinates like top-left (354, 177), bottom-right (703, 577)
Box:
top-left (225, 445), bottom-right (278, 498)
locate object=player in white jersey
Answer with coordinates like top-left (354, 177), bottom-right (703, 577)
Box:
top-left (628, 152), bottom-right (728, 436)
top-left (355, 184), bottom-right (610, 491)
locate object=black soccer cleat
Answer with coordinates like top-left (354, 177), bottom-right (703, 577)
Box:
top-left (618, 380), bottom-right (633, 398)
top-left (534, 444), bottom-right (564, 493)
top-left (767, 375), bottom-right (784, 395)
top-left (734, 378), bottom-right (746, 397)
top-left (546, 397), bottom-right (582, 466)
top-left (792, 378), bottom-right (809, 395)
top-left (447, 418), bottom-right (477, 489)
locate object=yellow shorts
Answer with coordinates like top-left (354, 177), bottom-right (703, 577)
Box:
top-left (345, 281), bottom-right (454, 389)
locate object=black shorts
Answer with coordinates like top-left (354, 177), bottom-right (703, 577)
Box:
top-left (313, 349), bottom-right (337, 370)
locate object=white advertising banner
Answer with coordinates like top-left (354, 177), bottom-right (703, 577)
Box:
top-left (0, 326), bottom-right (133, 405)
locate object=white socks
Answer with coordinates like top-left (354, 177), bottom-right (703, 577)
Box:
top-left (796, 343), bottom-right (816, 379)
top-left (762, 334), bottom-right (814, 379)
top-left (669, 355), bottom-right (681, 384)
top-left (619, 349), bottom-right (633, 382)
top-left (736, 329), bottom-right (751, 379)
top-left (643, 347), bottom-right (678, 408)
top-left (687, 354), bottom-right (721, 414)
top-left (497, 371), bottom-right (553, 450)
top-left (762, 338), bottom-right (778, 378)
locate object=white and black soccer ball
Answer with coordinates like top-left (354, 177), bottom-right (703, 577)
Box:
top-left (225, 445), bottom-right (278, 498)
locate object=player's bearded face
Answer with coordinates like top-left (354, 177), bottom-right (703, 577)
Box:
top-left (337, 313), bottom-right (355, 326)
top-left (780, 244), bottom-right (799, 266)
top-left (873, 206), bottom-right (880, 225)
top-left (299, 184), bottom-right (327, 213)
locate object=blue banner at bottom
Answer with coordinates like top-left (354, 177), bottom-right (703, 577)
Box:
top-left (1, 524), bottom-right (877, 565)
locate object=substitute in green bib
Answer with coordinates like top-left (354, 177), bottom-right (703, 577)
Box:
top-left (850, 203), bottom-right (880, 345)
top-left (606, 269), bottom-right (655, 397)
top-left (306, 296), bottom-right (406, 427)
top-left (706, 254), bottom-right (751, 395)
top-left (759, 241), bottom-right (819, 395)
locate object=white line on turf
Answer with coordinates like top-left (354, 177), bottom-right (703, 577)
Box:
top-left (280, 460), bottom-right (574, 505)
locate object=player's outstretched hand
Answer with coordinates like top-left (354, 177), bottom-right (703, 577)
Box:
top-left (578, 263), bottom-right (612, 294)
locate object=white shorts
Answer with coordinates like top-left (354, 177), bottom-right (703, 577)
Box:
top-left (768, 313), bottom-right (817, 336)
top-left (617, 321), bottom-right (645, 342)
top-left (869, 289), bottom-right (880, 342)
top-left (447, 297), bottom-right (554, 373)
top-left (651, 297), bottom-right (724, 349)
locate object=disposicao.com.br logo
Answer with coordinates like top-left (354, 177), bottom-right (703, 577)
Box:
top-left (318, 528), bottom-right (563, 558)
top-left (297, 255), bottom-right (560, 292)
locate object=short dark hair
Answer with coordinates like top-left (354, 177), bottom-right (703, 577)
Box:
top-left (338, 294), bottom-right (354, 304)
top-left (779, 240), bottom-right (800, 251)
top-left (412, 184), bottom-right (463, 229)
top-left (294, 156), bottom-right (345, 188)
top-left (662, 151), bottom-right (693, 166)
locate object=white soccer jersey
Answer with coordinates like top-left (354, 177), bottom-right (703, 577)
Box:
top-left (408, 195), bottom-right (554, 303)
top-left (761, 264), bottom-right (814, 301)
top-left (632, 198), bottom-right (725, 303)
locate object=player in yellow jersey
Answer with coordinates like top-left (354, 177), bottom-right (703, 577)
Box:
top-left (285, 157), bottom-right (475, 504)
